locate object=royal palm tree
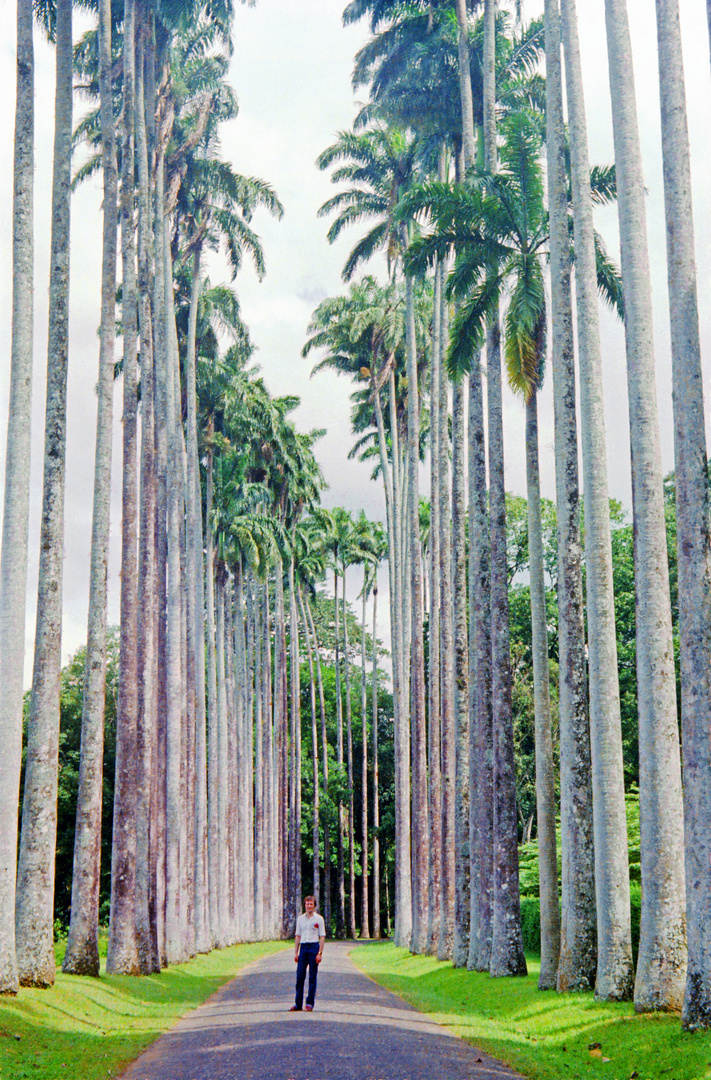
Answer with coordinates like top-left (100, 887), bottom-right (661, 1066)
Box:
top-left (15, 0), bottom-right (73, 987)
top-left (63, 0), bottom-right (118, 977)
top-left (654, 0), bottom-right (711, 1030)
top-left (0, 0), bottom-right (34, 995)
top-left (317, 122), bottom-right (425, 949)
top-left (603, 0), bottom-right (685, 1009)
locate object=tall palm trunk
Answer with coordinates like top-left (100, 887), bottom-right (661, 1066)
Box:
top-left (289, 560), bottom-right (302, 932)
top-left (249, 574), bottom-right (264, 940)
top-left (215, 561), bottom-right (230, 944)
top-left (299, 588), bottom-right (320, 905)
top-left (106, 0), bottom-right (141, 977)
top-left (406, 269), bottom-right (429, 955)
top-left (360, 582), bottom-right (370, 939)
top-left (131, 9), bottom-right (159, 975)
top-left (163, 221), bottom-right (188, 965)
top-left (306, 596), bottom-right (331, 930)
top-left (559, 0), bottom-right (620, 994)
top-left (525, 391), bottom-right (560, 989)
top-left (204, 442), bottom-right (219, 945)
top-left (185, 247), bottom-right (210, 953)
top-left (261, 579), bottom-right (276, 935)
top-left (452, 373), bottom-right (469, 965)
top-left (275, 561), bottom-right (289, 932)
top-left (238, 563), bottom-right (255, 941)
top-left (427, 261), bottom-right (442, 957)
top-left (541, 0), bottom-right (584, 994)
top-left (150, 94), bottom-right (169, 967)
top-left (62, 0), bottom-right (116, 978)
top-left (437, 285), bottom-right (455, 962)
top-left (655, 0), bottom-right (705, 1024)
top-left (603, 0), bottom-right (685, 1007)
top-left (373, 374), bottom-right (411, 947)
top-left (487, 320), bottom-right (526, 979)
top-left (467, 354), bottom-right (492, 973)
top-left (342, 565), bottom-right (358, 937)
top-left (0, 0), bottom-right (34, 996)
top-left (483, 0), bottom-right (526, 981)
top-left (333, 565), bottom-right (346, 938)
top-left (15, 0), bottom-right (72, 987)
top-left (371, 579), bottom-right (381, 939)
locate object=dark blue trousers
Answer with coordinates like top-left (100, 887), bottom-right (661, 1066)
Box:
top-left (295, 942), bottom-right (320, 1008)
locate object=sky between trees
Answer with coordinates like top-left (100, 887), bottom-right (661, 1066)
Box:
top-left (0, 0), bottom-right (709, 686)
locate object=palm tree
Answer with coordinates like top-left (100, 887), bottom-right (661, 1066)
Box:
top-left (0, 0), bottom-right (34, 995)
top-left (654, 0), bottom-right (711, 1030)
top-left (559, 0), bottom-right (626, 996)
top-left (603, 0), bottom-right (685, 1009)
top-left (15, 0), bottom-right (73, 987)
top-left (63, 0), bottom-right (118, 977)
top-left (317, 122), bottom-right (424, 950)
top-left (541, 0), bottom-right (576, 994)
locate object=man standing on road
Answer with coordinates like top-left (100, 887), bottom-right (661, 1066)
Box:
top-left (290, 895), bottom-right (326, 1012)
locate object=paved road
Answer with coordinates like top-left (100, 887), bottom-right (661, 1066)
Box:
top-left (119, 943), bottom-right (525, 1080)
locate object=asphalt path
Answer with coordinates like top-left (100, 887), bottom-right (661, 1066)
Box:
top-left (118, 942), bottom-right (526, 1080)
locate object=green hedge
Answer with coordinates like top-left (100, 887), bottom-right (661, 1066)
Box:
top-left (520, 884), bottom-right (642, 960)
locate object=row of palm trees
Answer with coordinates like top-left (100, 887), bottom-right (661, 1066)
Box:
top-left (308, 0), bottom-right (710, 1030)
top-left (1, 0), bottom-right (709, 1037)
top-left (0, 0), bottom-right (348, 990)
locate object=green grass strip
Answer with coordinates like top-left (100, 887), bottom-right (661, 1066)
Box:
top-left (0, 940), bottom-right (285, 1080)
top-left (352, 942), bottom-right (711, 1080)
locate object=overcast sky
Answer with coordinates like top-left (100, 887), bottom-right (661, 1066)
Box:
top-left (0, 0), bottom-right (709, 687)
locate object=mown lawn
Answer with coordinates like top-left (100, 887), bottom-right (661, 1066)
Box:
top-left (0, 940), bottom-right (285, 1080)
top-left (352, 942), bottom-right (711, 1080)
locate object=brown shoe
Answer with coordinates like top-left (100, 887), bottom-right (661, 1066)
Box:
top-left (304, 1005), bottom-right (313, 1012)
top-left (289, 1005), bottom-right (301, 1011)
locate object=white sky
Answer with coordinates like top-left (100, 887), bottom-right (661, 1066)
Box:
top-left (0, 0), bottom-right (710, 687)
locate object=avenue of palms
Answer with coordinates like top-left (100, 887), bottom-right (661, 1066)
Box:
top-left (0, 0), bottom-right (710, 1043)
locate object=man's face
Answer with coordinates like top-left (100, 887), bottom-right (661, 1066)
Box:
top-left (305, 898), bottom-right (315, 915)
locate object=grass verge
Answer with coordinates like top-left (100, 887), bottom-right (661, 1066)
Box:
top-left (0, 940), bottom-right (286, 1080)
top-left (352, 942), bottom-right (711, 1080)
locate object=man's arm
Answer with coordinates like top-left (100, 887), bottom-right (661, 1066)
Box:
top-left (294, 932), bottom-right (301, 962)
top-left (316, 933), bottom-right (325, 964)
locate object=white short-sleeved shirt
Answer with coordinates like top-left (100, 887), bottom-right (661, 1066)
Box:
top-left (296, 912), bottom-right (326, 943)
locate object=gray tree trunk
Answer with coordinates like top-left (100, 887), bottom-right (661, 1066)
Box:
top-left (543, 0), bottom-right (588, 995)
top-left (0, 0), bottom-right (34, 996)
top-left (15, 0), bottom-right (72, 987)
top-left (215, 563), bottom-right (230, 944)
top-left (299, 587), bottom-right (320, 906)
top-left (333, 566), bottom-right (346, 938)
top-left (133, 9), bottom-right (159, 975)
top-left (360, 584), bottom-right (370, 939)
top-left (343, 566), bottom-right (358, 938)
top-left (162, 222), bottom-right (188, 965)
top-left (289, 560), bottom-right (303, 934)
top-left (62, 0), bottom-right (116, 978)
top-left (487, 320), bottom-right (526, 979)
top-left (604, 0), bottom-right (685, 1007)
top-left (204, 444), bottom-right (219, 946)
top-left (559, 0), bottom-right (621, 995)
top-left (371, 581), bottom-right (381, 939)
top-left (456, 0), bottom-right (492, 977)
top-left (185, 250), bottom-right (210, 954)
top-left (427, 260), bottom-right (442, 958)
top-left (437, 285), bottom-right (456, 962)
top-left (524, 393), bottom-right (560, 989)
top-left (467, 355), bottom-right (492, 973)
top-left (452, 374), bottom-right (469, 966)
top-left (655, 0), bottom-right (705, 1024)
top-left (406, 270), bottom-right (429, 955)
top-left (306, 596), bottom-right (331, 929)
top-left (106, 0), bottom-right (141, 977)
